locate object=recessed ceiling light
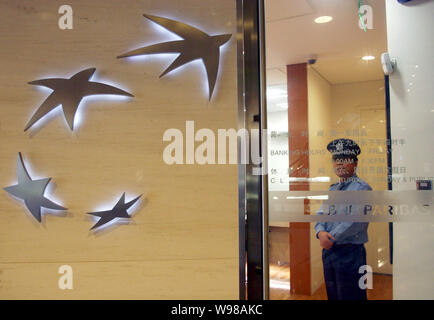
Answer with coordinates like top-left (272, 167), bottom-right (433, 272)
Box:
top-left (362, 55), bottom-right (375, 61)
top-left (315, 16), bottom-right (333, 24)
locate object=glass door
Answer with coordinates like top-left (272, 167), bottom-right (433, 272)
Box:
top-left (263, 0), bottom-right (433, 300)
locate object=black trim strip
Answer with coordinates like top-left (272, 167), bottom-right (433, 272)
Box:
top-left (385, 75), bottom-right (393, 265)
top-left (236, 0), bottom-right (267, 300)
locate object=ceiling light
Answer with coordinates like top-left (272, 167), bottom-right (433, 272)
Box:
top-left (314, 16), bottom-right (333, 24)
top-left (362, 55), bottom-right (375, 61)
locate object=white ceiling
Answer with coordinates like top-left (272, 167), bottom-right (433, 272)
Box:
top-left (265, 0), bottom-right (387, 85)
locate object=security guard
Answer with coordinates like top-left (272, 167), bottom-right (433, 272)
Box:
top-left (314, 138), bottom-right (372, 300)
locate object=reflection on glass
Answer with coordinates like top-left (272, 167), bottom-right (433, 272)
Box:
top-left (265, 0), bottom-right (399, 300)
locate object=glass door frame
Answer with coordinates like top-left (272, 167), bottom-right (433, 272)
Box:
top-left (236, 0), bottom-right (269, 300)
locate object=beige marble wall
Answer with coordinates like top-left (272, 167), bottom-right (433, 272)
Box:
top-left (331, 80), bottom-right (391, 275)
top-left (308, 70), bottom-right (390, 294)
top-left (0, 0), bottom-right (239, 299)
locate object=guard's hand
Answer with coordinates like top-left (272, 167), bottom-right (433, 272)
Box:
top-left (318, 231), bottom-right (335, 250)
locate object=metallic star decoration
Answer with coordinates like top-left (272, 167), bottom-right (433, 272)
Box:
top-left (25, 68), bottom-right (134, 131)
top-left (87, 193), bottom-right (142, 231)
top-left (117, 14), bottom-right (232, 100)
top-left (3, 153), bottom-right (67, 223)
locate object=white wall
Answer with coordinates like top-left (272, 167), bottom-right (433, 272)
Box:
top-left (386, 0), bottom-right (434, 300)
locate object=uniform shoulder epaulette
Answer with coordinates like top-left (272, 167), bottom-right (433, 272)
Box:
top-left (355, 179), bottom-right (371, 189)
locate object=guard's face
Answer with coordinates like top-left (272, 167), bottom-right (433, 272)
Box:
top-left (332, 156), bottom-right (358, 178)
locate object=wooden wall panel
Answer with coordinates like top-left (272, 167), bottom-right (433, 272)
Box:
top-left (0, 259), bottom-right (237, 299)
top-left (0, 0), bottom-right (238, 299)
top-left (287, 63), bottom-right (311, 296)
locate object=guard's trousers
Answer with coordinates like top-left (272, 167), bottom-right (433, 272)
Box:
top-left (322, 244), bottom-right (368, 300)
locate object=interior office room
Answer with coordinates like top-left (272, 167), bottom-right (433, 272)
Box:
top-left (0, 0), bottom-right (432, 302)
top-left (266, 0), bottom-right (433, 300)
